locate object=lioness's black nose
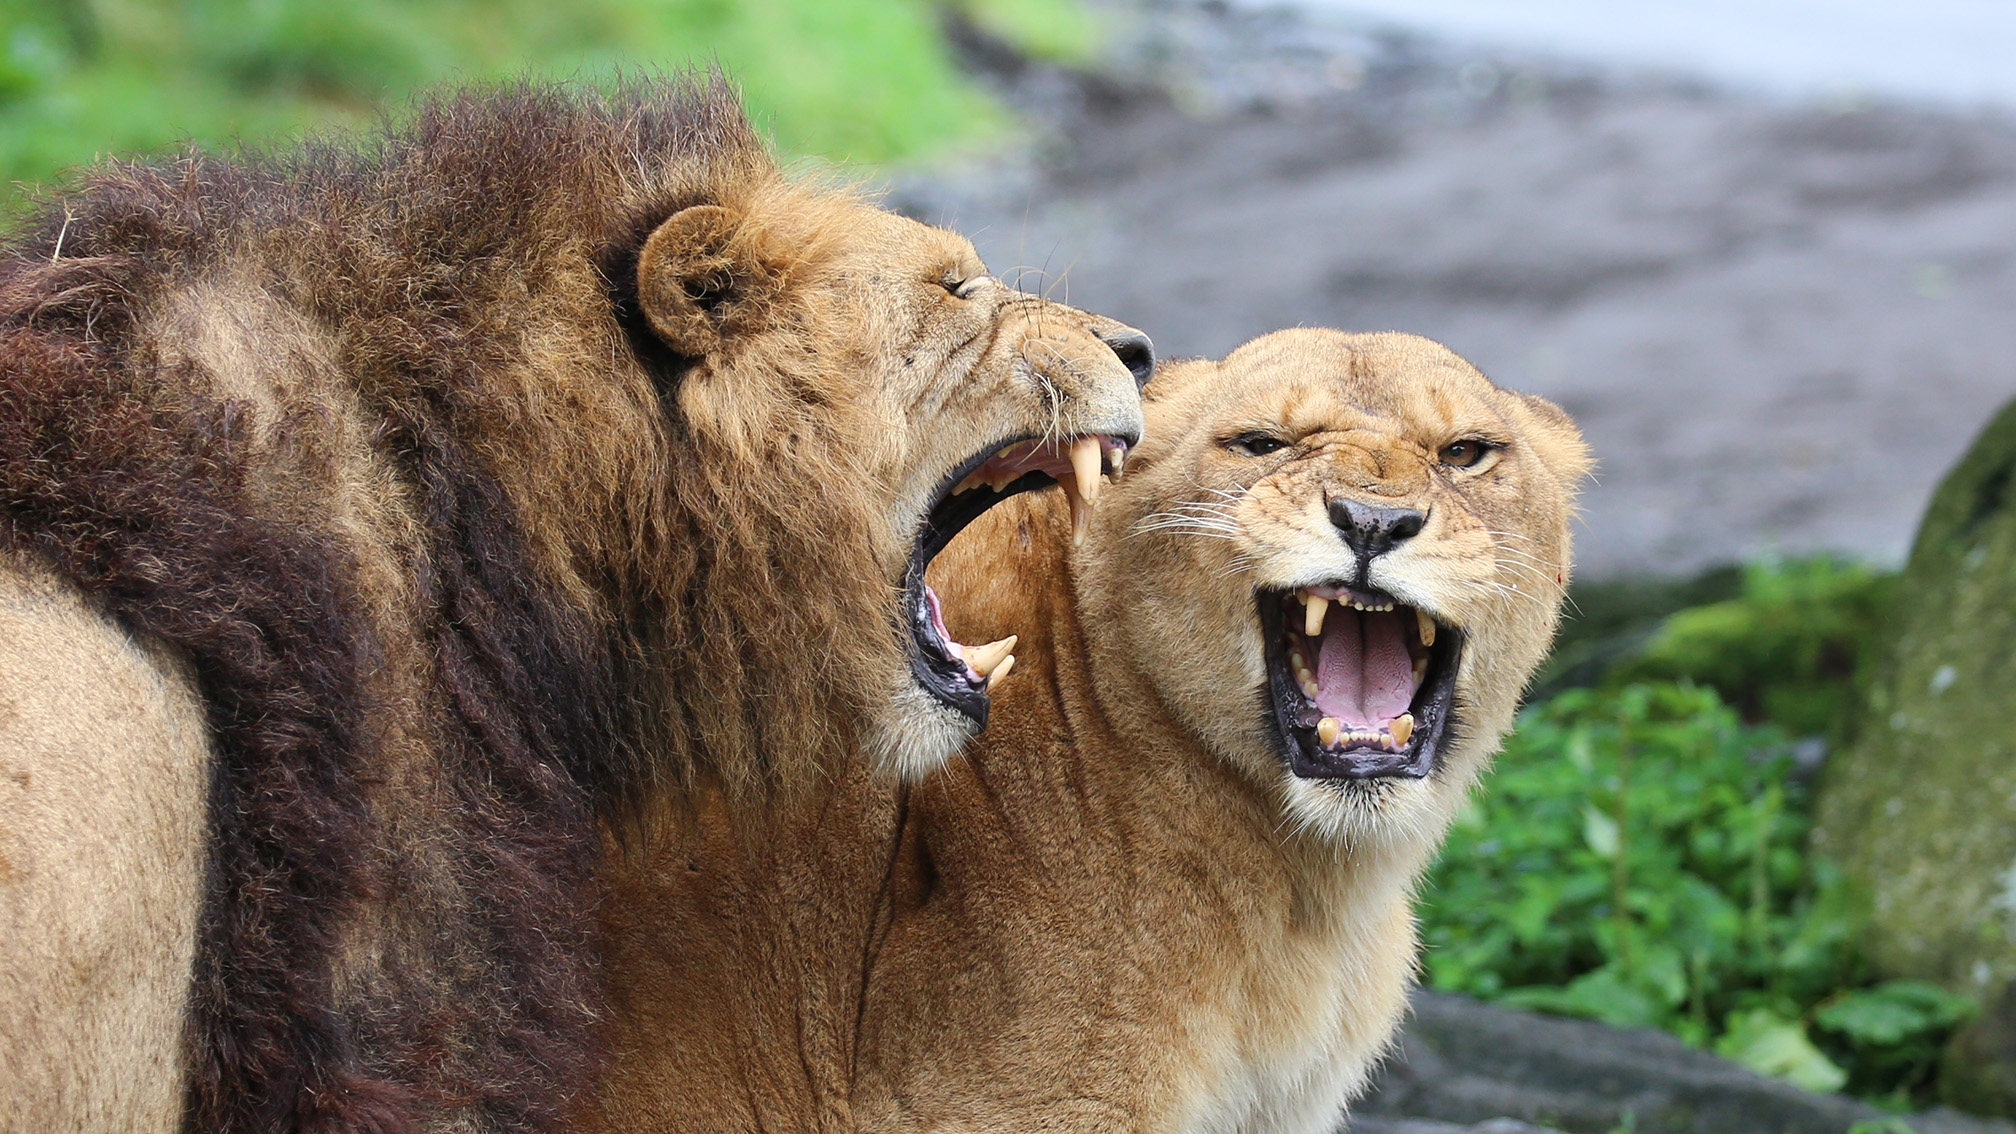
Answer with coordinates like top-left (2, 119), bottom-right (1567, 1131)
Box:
top-left (1099, 328), bottom-right (1155, 389)
top-left (1329, 497), bottom-right (1426, 560)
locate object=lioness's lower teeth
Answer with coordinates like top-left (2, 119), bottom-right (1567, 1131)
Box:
top-left (1390, 712), bottom-right (1414, 747)
top-left (1316, 717), bottom-right (1341, 746)
top-left (988, 653), bottom-right (1015, 684)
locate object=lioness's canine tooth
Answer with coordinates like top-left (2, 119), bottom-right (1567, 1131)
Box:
top-left (987, 653), bottom-right (1015, 685)
top-left (1316, 717), bottom-right (1341, 746)
top-left (1417, 609), bottom-right (1436, 647)
top-left (1304, 593), bottom-right (1329, 638)
top-left (1390, 712), bottom-right (1414, 747)
top-left (964, 635), bottom-right (1017, 677)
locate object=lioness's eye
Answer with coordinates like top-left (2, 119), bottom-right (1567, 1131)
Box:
top-left (1227, 433), bottom-right (1287, 456)
top-left (1439, 440), bottom-right (1498, 468)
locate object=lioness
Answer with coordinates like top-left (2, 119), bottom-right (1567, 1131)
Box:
top-left (0, 81), bottom-right (1146, 1131)
top-left (589, 329), bottom-right (1587, 1132)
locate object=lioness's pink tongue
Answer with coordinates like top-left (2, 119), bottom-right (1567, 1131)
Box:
top-left (1315, 608), bottom-right (1414, 728)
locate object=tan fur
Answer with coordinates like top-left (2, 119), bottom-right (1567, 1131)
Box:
top-left (588, 329), bottom-right (1588, 1133)
top-left (0, 83), bottom-right (1146, 1131)
top-left (0, 550), bottom-right (209, 1132)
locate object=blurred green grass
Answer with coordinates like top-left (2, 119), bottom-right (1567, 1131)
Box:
top-left (0, 0), bottom-right (1097, 209)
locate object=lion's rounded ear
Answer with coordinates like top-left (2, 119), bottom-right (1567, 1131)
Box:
top-left (635, 204), bottom-right (774, 356)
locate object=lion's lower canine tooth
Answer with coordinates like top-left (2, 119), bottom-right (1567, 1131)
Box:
top-left (964, 635), bottom-right (1017, 676)
top-left (1390, 712), bottom-right (1414, 747)
top-left (1417, 609), bottom-right (1436, 647)
top-left (1066, 485), bottom-right (1090, 545)
top-left (988, 653), bottom-right (1015, 685)
top-left (1304, 592), bottom-right (1329, 638)
top-left (1316, 717), bottom-right (1341, 746)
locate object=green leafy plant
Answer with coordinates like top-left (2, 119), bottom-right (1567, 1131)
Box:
top-left (1601, 556), bottom-right (1894, 736)
top-left (1418, 676), bottom-right (1971, 1103)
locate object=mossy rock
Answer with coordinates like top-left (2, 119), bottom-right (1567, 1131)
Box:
top-left (1813, 394), bottom-right (2016, 1114)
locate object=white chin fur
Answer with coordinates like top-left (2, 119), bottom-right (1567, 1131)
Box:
top-left (1273, 773), bottom-right (1449, 851)
top-left (863, 681), bottom-right (979, 782)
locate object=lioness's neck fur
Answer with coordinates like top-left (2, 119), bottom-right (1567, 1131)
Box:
top-left (851, 494), bottom-right (1426, 1133)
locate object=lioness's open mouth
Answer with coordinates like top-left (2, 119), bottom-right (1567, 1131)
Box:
top-left (1256, 587), bottom-right (1463, 779)
top-left (908, 434), bottom-right (1132, 725)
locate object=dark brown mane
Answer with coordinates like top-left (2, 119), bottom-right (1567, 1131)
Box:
top-left (0, 77), bottom-right (780, 1132)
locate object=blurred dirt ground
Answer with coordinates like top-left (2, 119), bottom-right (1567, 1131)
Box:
top-left (898, 0), bottom-right (2016, 578)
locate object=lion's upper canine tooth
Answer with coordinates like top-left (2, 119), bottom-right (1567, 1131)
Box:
top-left (1304, 592), bottom-right (1329, 638)
top-left (1070, 436), bottom-right (1102, 507)
top-left (1390, 712), bottom-right (1414, 747)
top-left (1417, 609), bottom-right (1436, 647)
top-left (964, 635), bottom-right (1017, 677)
top-left (1316, 717), bottom-right (1341, 746)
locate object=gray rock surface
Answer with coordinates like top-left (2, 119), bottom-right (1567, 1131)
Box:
top-left (903, 0), bottom-right (2016, 577)
top-left (1348, 992), bottom-right (2016, 1134)
top-left (1810, 394), bottom-right (2016, 1115)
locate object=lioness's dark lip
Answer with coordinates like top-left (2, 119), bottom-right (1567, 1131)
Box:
top-left (904, 431), bottom-right (1138, 726)
top-left (1254, 588), bottom-right (1463, 780)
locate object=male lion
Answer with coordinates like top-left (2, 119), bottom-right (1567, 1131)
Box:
top-left (590, 329), bottom-right (1587, 1132)
top-left (0, 80), bottom-right (1148, 1132)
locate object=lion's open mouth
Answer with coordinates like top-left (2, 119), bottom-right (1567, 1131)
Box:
top-left (1257, 586), bottom-right (1463, 779)
top-left (906, 434), bottom-right (1131, 725)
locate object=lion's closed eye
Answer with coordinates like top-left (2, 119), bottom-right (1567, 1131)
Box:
top-left (1225, 432), bottom-right (1288, 456)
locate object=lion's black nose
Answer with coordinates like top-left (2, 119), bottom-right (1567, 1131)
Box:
top-left (1098, 328), bottom-right (1155, 389)
top-left (1329, 497), bottom-right (1426, 560)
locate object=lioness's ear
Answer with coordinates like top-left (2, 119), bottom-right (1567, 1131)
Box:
top-left (635, 204), bottom-right (782, 355)
top-left (1515, 393), bottom-right (1595, 484)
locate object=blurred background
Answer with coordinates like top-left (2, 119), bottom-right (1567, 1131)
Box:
top-left (6, 0), bottom-right (2014, 1128)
